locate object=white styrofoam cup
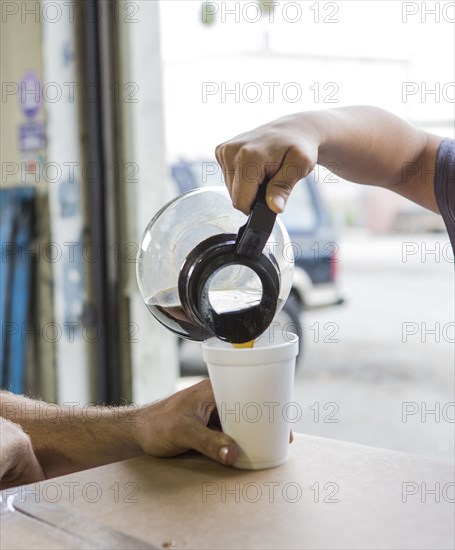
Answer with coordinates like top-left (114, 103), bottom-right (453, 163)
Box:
top-left (202, 330), bottom-right (299, 470)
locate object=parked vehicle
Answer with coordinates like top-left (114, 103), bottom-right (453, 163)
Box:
top-left (171, 160), bottom-right (343, 374)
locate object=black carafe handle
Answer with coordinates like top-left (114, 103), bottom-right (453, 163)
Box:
top-left (235, 179), bottom-right (277, 259)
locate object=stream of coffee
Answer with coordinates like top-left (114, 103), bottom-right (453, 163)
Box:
top-left (233, 341), bottom-right (255, 349)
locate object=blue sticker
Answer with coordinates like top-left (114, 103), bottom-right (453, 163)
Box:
top-left (19, 71), bottom-right (41, 119)
top-left (19, 122), bottom-right (46, 151)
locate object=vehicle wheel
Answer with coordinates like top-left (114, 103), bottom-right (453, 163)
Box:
top-left (274, 293), bottom-right (303, 361)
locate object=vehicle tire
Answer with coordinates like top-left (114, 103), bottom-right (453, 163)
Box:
top-left (275, 293), bottom-right (303, 361)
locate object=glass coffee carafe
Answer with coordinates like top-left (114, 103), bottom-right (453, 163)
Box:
top-left (136, 185), bottom-right (294, 344)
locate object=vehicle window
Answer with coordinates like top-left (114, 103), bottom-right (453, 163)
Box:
top-left (280, 179), bottom-right (318, 232)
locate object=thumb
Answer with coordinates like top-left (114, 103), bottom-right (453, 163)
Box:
top-left (266, 178), bottom-right (294, 214)
top-left (188, 421), bottom-right (240, 466)
top-left (265, 146), bottom-right (315, 213)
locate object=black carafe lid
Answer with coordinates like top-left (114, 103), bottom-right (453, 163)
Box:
top-left (178, 183), bottom-right (280, 343)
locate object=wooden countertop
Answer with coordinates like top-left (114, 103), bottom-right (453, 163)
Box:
top-left (1, 433), bottom-right (453, 549)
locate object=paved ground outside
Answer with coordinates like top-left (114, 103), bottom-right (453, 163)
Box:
top-left (178, 231), bottom-right (454, 461)
top-left (292, 231), bottom-right (454, 461)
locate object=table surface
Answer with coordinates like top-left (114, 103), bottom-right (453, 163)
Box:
top-left (1, 434), bottom-right (454, 550)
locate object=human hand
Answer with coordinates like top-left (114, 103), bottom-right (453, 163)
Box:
top-left (133, 379), bottom-right (240, 466)
top-left (215, 114), bottom-right (320, 214)
top-left (0, 418), bottom-right (45, 489)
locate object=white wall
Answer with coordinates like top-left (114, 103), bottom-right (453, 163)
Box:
top-left (126, 0), bottom-right (179, 403)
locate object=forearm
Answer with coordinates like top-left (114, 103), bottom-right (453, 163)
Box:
top-left (217, 105), bottom-right (443, 214)
top-left (287, 106), bottom-right (441, 211)
top-left (0, 391), bottom-right (144, 478)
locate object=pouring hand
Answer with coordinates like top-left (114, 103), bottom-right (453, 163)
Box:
top-left (215, 114), bottom-right (318, 215)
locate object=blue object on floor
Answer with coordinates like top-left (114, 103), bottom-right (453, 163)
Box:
top-left (0, 187), bottom-right (35, 392)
